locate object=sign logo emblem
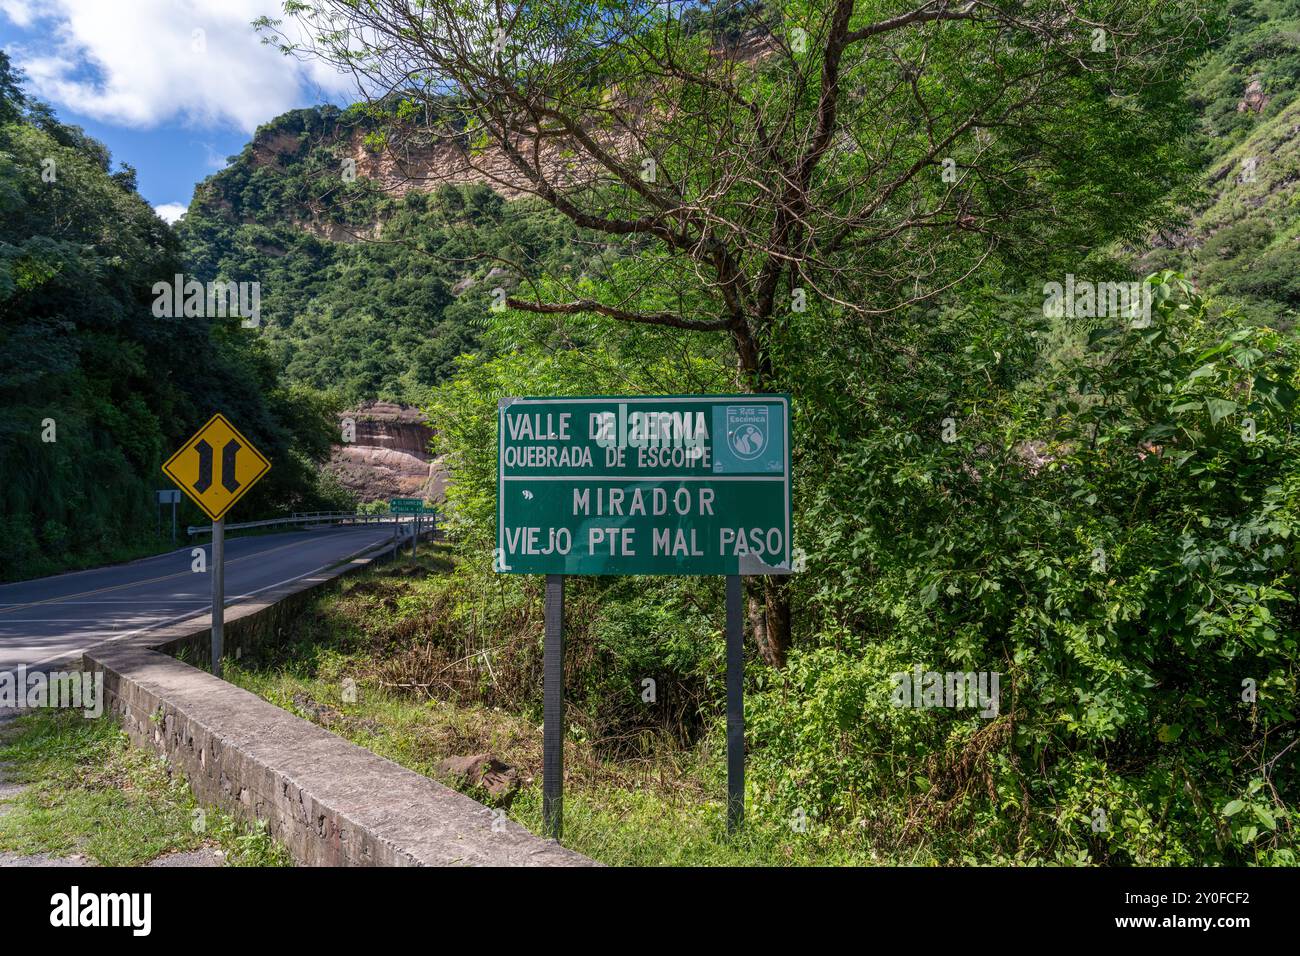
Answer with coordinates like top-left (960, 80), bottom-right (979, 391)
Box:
top-left (162, 413), bottom-right (270, 521)
top-left (726, 406), bottom-right (769, 460)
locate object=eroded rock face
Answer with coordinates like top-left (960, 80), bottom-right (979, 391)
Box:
top-left (343, 124), bottom-right (639, 201)
top-left (328, 401), bottom-right (446, 504)
top-left (1238, 77), bottom-right (1270, 114)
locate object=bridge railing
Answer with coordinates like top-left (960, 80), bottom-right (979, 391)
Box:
top-left (187, 510), bottom-right (434, 536)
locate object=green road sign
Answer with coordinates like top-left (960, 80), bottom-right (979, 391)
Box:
top-left (497, 394), bottom-right (791, 575)
top-left (390, 497), bottom-right (425, 514)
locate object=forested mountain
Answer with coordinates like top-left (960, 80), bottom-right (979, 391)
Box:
top-left (168, 1), bottom-right (1300, 406)
top-left (175, 106), bottom-right (604, 403)
top-left (1147, 0), bottom-right (1300, 326)
top-left (0, 53), bottom-right (347, 580)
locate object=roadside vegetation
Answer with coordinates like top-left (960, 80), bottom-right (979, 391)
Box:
top-left (225, 546), bottom-right (880, 865)
top-left (0, 709), bottom-right (290, 867)
top-left (233, 276), bottom-right (1300, 867)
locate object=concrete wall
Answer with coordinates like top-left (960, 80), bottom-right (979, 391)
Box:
top-left (81, 538), bottom-right (592, 867)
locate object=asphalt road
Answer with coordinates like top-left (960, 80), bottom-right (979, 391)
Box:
top-left (0, 525), bottom-right (399, 675)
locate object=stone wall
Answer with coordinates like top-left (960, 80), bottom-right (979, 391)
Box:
top-left (82, 536), bottom-right (592, 867)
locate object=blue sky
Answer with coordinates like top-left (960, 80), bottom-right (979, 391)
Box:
top-left (0, 0), bottom-right (353, 221)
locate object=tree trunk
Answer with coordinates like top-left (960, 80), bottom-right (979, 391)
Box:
top-left (746, 577), bottom-right (791, 669)
top-left (731, 316), bottom-right (794, 668)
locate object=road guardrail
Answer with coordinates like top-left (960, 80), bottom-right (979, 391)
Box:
top-left (187, 511), bottom-right (432, 536)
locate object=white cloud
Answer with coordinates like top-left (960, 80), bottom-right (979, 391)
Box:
top-left (153, 202), bottom-right (187, 224)
top-left (2, 0), bottom-right (355, 133)
top-left (0, 0), bottom-right (35, 28)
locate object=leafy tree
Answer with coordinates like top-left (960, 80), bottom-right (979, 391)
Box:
top-left (747, 274), bottom-right (1298, 863)
top-left (265, 0), bottom-right (1214, 664)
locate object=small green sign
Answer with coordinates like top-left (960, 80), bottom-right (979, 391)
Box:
top-left (497, 394), bottom-right (791, 576)
top-left (390, 497), bottom-right (425, 514)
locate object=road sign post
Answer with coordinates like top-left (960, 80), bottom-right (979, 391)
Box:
top-left (155, 490), bottom-right (180, 545)
top-left (211, 518), bottom-right (224, 678)
top-left (726, 574), bottom-right (744, 830)
top-left (390, 499), bottom-right (425, 561)
top-left (497, 395), bottom-right (791, 839)
top-left (543, 573), bottom-right (565, 839)
top-left (162, 414), bottom-right (270, 680)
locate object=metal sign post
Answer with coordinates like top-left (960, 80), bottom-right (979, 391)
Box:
top-left (211, 518), bottom-right (224, 677)
top-left (543, 574), bottom-right (565, 839)
top-left (155, 489), bottom-right (181, 545)
top-left (726, 574), bottom-right (744, 830)
top-left (497, 394), bottom-right (791, 841)
top-left (389, 498), bottom-right (424, 560)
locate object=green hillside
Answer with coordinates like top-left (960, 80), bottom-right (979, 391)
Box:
top-left (177, 2), bottom-right (1300, 403)
top-left (175, 106), bottom-right (602, 404)
top-left (0, 54), bottom-right (348, 580)
top-left (1148, 0), bottom-right (1300, 326)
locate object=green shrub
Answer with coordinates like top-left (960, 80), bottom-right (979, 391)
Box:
top-left (747, 274), bottom-right (1298, 865)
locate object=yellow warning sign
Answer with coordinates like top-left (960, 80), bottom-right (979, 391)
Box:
top-left (162, 413), bottom-right (270, 522)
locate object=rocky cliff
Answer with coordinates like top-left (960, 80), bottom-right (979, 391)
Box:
top-left (328, 401), bottom-right (446, 504)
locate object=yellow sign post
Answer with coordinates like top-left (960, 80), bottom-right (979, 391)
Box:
top-left (162, 414), bottom-right (270, 678)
